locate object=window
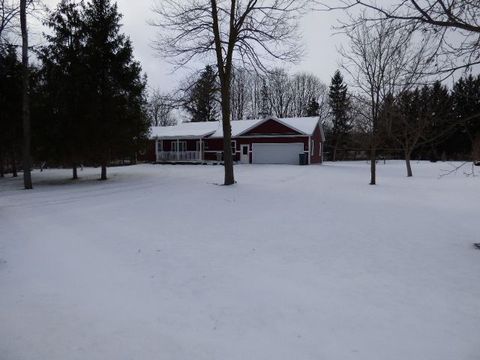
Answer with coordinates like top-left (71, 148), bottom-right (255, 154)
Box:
top-left (171, 141), bottom-right (186, 152)
top-left (231, 140), bottom-right (237, 154)
top-left (311, 140), bottom-right (315, 156)
top-left (157, 140), bottom-right (163, 152)
top-left (242, 145), bottom-right (248, 155)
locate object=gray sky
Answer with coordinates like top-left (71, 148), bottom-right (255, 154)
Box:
top-left (40, 0), bottom-right (347, 92)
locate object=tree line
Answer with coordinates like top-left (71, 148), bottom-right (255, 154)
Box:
top-left (320, 0), bottom-right (480, 184)
top-left (149, 62), bottom-right (480, 181)
top-left (0, 0), bottom-right (149, 184)
top-left (2, 0), bottom-right (479, 188)
top-left (323, 71), bottom-right (480, 178)
top-left (164, 65), bottom-right (328, 123)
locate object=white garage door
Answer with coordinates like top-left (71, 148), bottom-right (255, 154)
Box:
top-left (252, 143), bottom-right (305, 164)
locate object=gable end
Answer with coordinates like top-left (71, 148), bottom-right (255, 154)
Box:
top-left (240, 119), bottom-right (303, 137)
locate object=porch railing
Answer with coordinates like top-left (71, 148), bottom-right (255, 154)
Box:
top-left (157, 151), bottom-right (202, 162)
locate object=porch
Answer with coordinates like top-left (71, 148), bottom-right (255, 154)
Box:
top-left (155, 138), bottom-right (205, 163)
top-left (157, 151), bottom-right (203, 163)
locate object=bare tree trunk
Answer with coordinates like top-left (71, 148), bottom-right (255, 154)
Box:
top-left (11, 150), bottom-right (18, 177)
top-left (20, 0), bottom-right (32, 189)
top-left (100, 162), bottom-right (107, 180)
top-left (72, 163), bottom-right (78, 180)
top-left (0, 150), bottom-right (4, 178)
top-left (332, 142), bottom-right (338, 161)
top-left (221, 88), bottom-right (235, 185)
top-left (370, 146), bottom-right (376, 185)
top-left (405, 149), bottom-right (413, 177)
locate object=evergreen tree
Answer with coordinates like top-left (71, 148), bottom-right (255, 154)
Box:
top-left (82, 0), bottom-right (148, 179)
top-left (185, 65), bottom-right (219, 122)
top-left (385, 82), bottom-right (454, 176)
top-left (0, 45), bottom-right (23, 177)
top-left (40, 0), bottom-right (87, 179)
top-left (423, 81), bottom-right (454, 161)
top-left (306, 98), bottom-right (320, 117)
top-left (259, 78), bottom-right (269, 118)
top-left (451, 75), bottom-right (480, 158)
top-left (328, 70), bottom-right (352, 161)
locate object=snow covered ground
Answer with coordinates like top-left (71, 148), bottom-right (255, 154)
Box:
top-left (1, 161), bottom-right (479, 360)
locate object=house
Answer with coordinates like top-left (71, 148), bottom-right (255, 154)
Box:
top-left (145, 116), bottom-right (325, 165)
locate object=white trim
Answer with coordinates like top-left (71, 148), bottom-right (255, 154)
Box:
top-left (240, 144), bottom-right (250, 164)
top-left (273, 117), bottom-right (316, 136)
top-left (234, 116), bottom-right (316, 137)
top-left (235, 134), bottom-right (309, 139)
top-left (308, 136), bottom-right (311, 164)
top-left (318, 123), bottom-right (326, 142)
top-left (172, 140), bottom-right (187, 152)
top-left (154, 131), bottom-right (216, 140)
top-left (234, 116), bottom-right (277, 137)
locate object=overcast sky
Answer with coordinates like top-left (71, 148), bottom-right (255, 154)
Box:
top-left (39, 0), bottom-right (348, 93)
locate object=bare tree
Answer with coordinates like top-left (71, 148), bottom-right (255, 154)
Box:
top-left (1, 1), bottom-right (40, 48)
top-left (290, 72), bottom-right (327, 117)
top-left (148, 89), bottom-right (177, 126)
top-left (231, 67), bottom-right (249, 120)
top-left (320, 0), bottom-right (480, 76)
top-left (20, 0), bottom-right (32, 189)
top-left (473, 134), bottom-right (480, 166)
top-left (265, 68), bottom-right (292, 118)
top-left (0, 0), bottom-right (20, 47)
top-left (260, 69), bottom-right (327, 118)
top-left (231, 68), bottom-right (328, 120)
top-left (340, 16), bottom-right (433, 184)
top-left (151, 0), bottom-right (307, 185)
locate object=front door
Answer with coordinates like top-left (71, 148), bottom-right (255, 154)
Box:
top-left (240, 144), bottom-right (250, 164)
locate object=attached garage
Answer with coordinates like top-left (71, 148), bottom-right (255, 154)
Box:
top-left (148, 116), bottom-right (325, 164)
top-left (252, 143), bottom-right (305, 164)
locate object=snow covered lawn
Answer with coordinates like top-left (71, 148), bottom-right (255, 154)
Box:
top-left (1, 161), bottom-right (479, 360)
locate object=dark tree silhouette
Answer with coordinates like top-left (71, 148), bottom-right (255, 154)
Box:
top-left (328, 70), bottom-right (351, 161)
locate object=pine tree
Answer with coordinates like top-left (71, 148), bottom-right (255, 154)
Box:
top-left (306, 98), bottom-right (320, 117)
top-left (185, 65), bottom-right (219, 122)
top-left (423, 81), bottom-right (454, 161)
top-left (452, 75), bottom-right (480, 159)
top-left (259, 78), bottom-right (269, 118)
top-left (82, 0), bottom-right (148, 179)
top-left (20, 0), bottom-right (32, 189)
top-left (328, 70), bottom-right (352, 161)
top-left (0, 45), bottom-right (23, 178)
top-left (40, 0), bottom-right (87, 179)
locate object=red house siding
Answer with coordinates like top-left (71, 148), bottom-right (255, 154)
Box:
top-left (139, 140), bottom-right (156, 162)
top-left (242, 119), bottom-right (302, 136)
top-left (204, 138), bottom-right (226, 161)
top-left (147, 118), bottom-right (324, 164)
top-left (203, 136), bottom-right (310, 163)
top-left (310, 124), bottom-right (323, 164)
